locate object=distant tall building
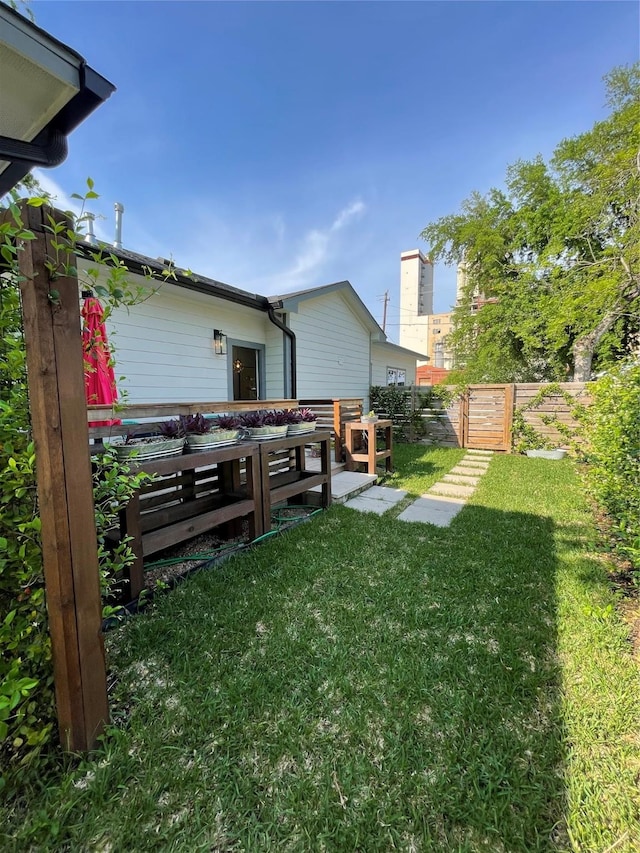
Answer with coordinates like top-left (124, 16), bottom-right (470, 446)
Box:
top-left (399, 250), bottom-right (432, 362)
top-left (456, 257), bottom-right (497, 312)
top-left (455, 259), bottom-right (468, 306)
top-left (399, 249), bottom-right (454, 369)
top-left (427, 312), bottom-right (454, 369)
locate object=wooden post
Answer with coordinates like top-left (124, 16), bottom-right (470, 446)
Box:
top-left (459, 393), bottom-right (468, 449)
top-left (121, 493), bottom-right (144, 599)
top-left (16, 203), bottom-right (108, 751)
top-left (503, 383), bottom-right (515, 453)
top-left (332, 399), bottom-right (342, 462)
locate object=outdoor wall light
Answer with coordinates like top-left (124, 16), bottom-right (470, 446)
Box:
top-left (213, 329), bottom-right (227, 355)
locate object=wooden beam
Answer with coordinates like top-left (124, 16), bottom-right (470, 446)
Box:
top-left (18, 203), bottom-right (108, 751)
top-left (503, 383), bottom-right (515, 453)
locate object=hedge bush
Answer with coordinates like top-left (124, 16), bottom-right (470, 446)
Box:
top-left (583, 363), bottom-right (640, 574)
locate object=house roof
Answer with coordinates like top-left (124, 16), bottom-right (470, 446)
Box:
top-left (76, 243), bottom-right (270, 312)
top-left (77, 247), bottom-right (403, 346)
top-left (269, 281), bottom-right (385, 338)
top-left (0, 4), bottom-right (115, 195)
top-left (372, 339), bottom-right (429, 361)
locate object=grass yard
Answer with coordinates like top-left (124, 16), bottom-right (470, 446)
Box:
top-left (2, 447), bottom-right (639, 851)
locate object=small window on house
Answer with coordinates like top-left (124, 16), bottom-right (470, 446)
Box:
top-left (387, 367), bottom-right (406, 387)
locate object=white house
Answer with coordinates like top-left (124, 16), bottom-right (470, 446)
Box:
top-left (78, 245), bottom-right (427, 406)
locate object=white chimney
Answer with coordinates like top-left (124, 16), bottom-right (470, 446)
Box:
top-left (84, 212), bottom-right (97, 245)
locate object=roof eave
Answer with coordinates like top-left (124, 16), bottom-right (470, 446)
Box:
top-left (0, 6), bottom-right (115, 196)
top-left (77, 243), bottom-right (270, 312)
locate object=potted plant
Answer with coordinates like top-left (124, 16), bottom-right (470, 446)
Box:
top-left (361, 410), bottom-right (379, 424)
top-left (208, 414), bottom-right (241, 445)
top-left (105, 421), bottom-right (185, 461)
top-left (525, 448), bottom-right (568, 460)
top-left (285, 407), bottom-right (317, 435)
top-left (180, 412), bottom-right (238, 451)
top-left (240, 409), bottom-right (289, 440)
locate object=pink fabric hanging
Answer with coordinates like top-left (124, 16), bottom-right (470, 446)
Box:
top-left (81, 297), bottom-right (121, 427)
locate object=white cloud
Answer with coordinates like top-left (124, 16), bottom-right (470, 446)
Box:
top-left (331, 200), bottom-right (365, 232)
top-left (270, 199), bottom-right (366, 293)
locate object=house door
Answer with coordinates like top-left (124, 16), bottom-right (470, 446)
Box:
top-left (232, 345), bottom-right (259, 400)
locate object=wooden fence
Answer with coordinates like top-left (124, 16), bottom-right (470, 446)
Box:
top-left (298, 398), bottom-right (363, 461)
top-left (407, 383), bottom-right (590, 451)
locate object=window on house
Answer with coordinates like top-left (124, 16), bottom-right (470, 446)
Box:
top-left (387, 367), bottom-right (406, 387)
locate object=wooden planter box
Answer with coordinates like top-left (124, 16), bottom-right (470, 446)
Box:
top-left (257, 429), bottom-right (332, 533)
top-left (119, 441), bottom-right (262, 598)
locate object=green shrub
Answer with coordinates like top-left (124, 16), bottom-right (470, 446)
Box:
top-left (583, 364), bottom-right (640, 573)
top-left (0, 269), bottom-right (54, 789)
top-left (369, 386), bottom-right (410, 421)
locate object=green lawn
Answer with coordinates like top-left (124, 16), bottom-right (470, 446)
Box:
top-left (2, 447), bottom-right (639, 851)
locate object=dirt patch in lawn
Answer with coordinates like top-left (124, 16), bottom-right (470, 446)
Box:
top-left (142, 506), bottom-right (318, 590)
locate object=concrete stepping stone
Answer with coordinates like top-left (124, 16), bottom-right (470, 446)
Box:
top-left (362, 485), bottom-right (407, 504)
top-left (309, 470), bottom-right (376, 503)
top-left (344, 495), bottom-right (390, 515)
top-left (344, 485), bottom-right (407, 515)
top-left (398, 495), bottom-right (465, 527)
top-left (460, 457), bottom-right (490, 467)
top-left (428, 482), bottom-right (476, 499)
top-left (443, 473), bottom-right (481, 486)
top-left (450, 465), bottom-right (488, 477)
top-left (465, 449), bottom-right (494, 456)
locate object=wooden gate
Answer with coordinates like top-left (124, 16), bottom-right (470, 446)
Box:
top-left (461, 384), bottom-right (514, 451)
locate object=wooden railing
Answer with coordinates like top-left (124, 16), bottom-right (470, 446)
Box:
top-left (89, 397), bottom-right (365, 462)
top-left (87, 399), bottom-right (299, 440)
top-left (299, 398), bottom-right (363, 461)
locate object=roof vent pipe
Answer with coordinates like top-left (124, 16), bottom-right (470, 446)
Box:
top-left (84, 212), bottom-right (97, 245)
top-left (113, 202), bottom-right (124, 249)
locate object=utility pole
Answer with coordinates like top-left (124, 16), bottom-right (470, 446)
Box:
top-left (382, 290), bottom-right (389, 332)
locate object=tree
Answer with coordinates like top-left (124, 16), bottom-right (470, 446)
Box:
top-left (422, 64), bottom-right (640, 382)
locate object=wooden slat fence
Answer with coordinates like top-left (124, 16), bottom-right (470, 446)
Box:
top-left (462, 384), bottom-right (514, 451)
top-left (388, 383), bottom-right (589, 452)
top-left (513, 383), bottom-right (590, 449)
top-left (298, 398), bottom-right (364, 461)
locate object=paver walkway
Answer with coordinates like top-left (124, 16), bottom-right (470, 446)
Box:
top-left (343, 450), bottom-right (494, 526)
top-left (398, 450), bottom-right (493, 526)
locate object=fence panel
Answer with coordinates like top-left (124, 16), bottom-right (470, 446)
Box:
top-left (464, 384), bottom-right (513, 451)
top-left (415, 382), bottom-right (590, 451)
top-left (514, 383), bottom-right (589, 448)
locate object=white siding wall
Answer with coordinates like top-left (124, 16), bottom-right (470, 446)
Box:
top-left (289, 292), bottom-right (371, 399)
top-left (84, 264), bottom-right (271, 404)
top-left (371, 344), bottom-right (417, 387)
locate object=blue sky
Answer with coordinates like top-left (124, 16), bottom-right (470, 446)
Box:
top-left (32, 0), bottom-right (638, 340)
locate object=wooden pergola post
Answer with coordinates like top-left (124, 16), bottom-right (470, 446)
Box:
top-left (15, 202), bottom-right (108, 751)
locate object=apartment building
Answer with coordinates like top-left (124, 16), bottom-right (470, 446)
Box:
top-left (399, 249), bottom-right (454, 369)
